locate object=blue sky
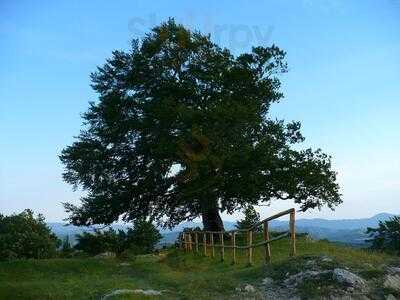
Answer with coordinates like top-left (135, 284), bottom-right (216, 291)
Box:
top-left (1, 0), bottom-right (399, 222)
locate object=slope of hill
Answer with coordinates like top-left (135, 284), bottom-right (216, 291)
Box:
top-left (1, 237), bottom-right (399, 299)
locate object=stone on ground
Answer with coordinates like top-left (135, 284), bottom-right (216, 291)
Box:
top-left (383, 274), bottom-right (400, 292)
top-left (262, 277), bottom-right (274, 286)
top-left (243, 284), bottom-right (256, 293)
top-left (102, 288), bottom-right (162, 299)
top-left (95, 252), bottom-right (116, 258)
top-left (333, 268), bottom-right (367, 290)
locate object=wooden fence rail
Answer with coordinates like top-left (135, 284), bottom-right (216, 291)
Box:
top-left (180, 208), bottom-right (296, 265)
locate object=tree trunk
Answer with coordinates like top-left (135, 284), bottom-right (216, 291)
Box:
top-left (201, 205), bottom-right (224, 232)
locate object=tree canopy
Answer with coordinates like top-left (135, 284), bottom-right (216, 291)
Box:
top-left (60, 20), bottom-right (341, 231)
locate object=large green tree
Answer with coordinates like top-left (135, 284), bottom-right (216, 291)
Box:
top-left (60, 20), bottom-right (341, 231)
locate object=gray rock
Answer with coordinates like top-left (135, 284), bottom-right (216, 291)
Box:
top-left (284, 270), bottom-right (331, 287)
top-left (244, 284), bottom-right (256, 293)
top-left (133, 289), bottom-right (162, 296)
top-left (102, 289), bottom-right (135, 299)
top-left (321, 256), bottom-right (334, 263)
top-left (387, 266), bottom-right (400, 275)
top-left (305, 260), bottom-right (316, 268)
top-left (118, 262), bottom-right (130, 266)
top-left (236, 284), bottom-right (257, 294)
top-left (333, 268), bottom-right (367, 290)
top-left (262, 277), bottom-right (274, 286)
top-left (102, 289), bottom-right (162, 299)
top-left (327, 296), bottom-right (370, 300)
top-left (383, 275), bottom-right (400, 292)
top-left (264, 284), bottom-right (299, 300)
top-left (95, 251), bottom-right (116, 258)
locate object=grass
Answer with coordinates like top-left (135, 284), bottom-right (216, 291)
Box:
top-left (0, 237), bottom-right (398, 299)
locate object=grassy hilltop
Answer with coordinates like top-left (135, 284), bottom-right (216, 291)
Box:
top-left (1, 237), bottom-right (399, 299)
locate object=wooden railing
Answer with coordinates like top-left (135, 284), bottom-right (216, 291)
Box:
top-left (180, 208), bottom-right (296, 265)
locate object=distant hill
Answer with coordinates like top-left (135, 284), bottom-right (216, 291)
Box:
top-left (268, 213), bottom-right (396, 247)
top-left (48, 213), bottom-right (397, 247)
top-left (271, 213), bottom-right (395, 230)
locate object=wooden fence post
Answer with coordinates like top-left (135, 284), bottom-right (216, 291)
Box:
top-left (211, 233), bottom-right (215, 258)
top-left (232, 232), bottom-right (236, 265)
top-left (189, 233), bottom-right (193, 251)
top-left (290, 210), bottom-right (296, 256)
top-left (195, 232), bottom-right (199, 253)
top-left (264, 221), bottom-right (271, 263)
top-left (203, 232), bottom-right (207, 256)
top-left (220, 232), bottom-right (224, 261)
top-left (184, 233), bottom-right (188, 252)
top-left (248, 230), bottom-right (253, 265)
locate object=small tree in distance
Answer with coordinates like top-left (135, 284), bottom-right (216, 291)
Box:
top-left (235, 206), bottom-right (261, 232)
top-left (366, 216), bottom-right (400, 255)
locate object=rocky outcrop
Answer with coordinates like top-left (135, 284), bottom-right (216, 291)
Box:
top-left (234, 256), bottom-right (400, 299)
top-left (383, 274), bottom-right (400, 292)
top-left (261, 256), bottom-right (375, 299)
top-left (333, 268), bottom-right (367, 290)
top-left (284, 270), bottom-right (332, 287)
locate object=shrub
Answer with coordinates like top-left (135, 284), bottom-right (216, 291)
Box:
top-left (74, 219), bottom-right (162, 256)
top-left (74, 228), bottom-right (122, 255)
top-left (0, 209), bottom-right (60, 260)
top-left (122, 219), bottom-right (162, 255)
top-left (366, 216), bottom-right (400, 255)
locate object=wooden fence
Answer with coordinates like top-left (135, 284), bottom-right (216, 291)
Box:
top-left (180, 208), bottom-right (296, 265)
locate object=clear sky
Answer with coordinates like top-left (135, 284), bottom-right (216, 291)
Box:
top-left (1, 0), bottom-right (399, 222)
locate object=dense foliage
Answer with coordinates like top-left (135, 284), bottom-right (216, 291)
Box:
top-left (0, 209), bottom-right (60, 260)
top-left (60, 19), bottom-right (341, 231)
top-left (121, 219), bottom-right (163, 254)
top-left (367, 216), bottom-right (400, 255)
top-left (74, 228), bottom-right (122, 255)
top-left (74, 219), bottom-right (161, 256)
top-left (235, 206), bottom-right (261, 231)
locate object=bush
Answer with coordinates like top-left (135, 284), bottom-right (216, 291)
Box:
top-left (74, 219), bottom-right (162, 256)
top-left (0, 209), bottom-right (61, 260)
top-left (74, 228), bottom-right (123, 255)
top-left (367, 216), bottom-right (400, 255)
top-left (123, 219), bottom-right (162, 255)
